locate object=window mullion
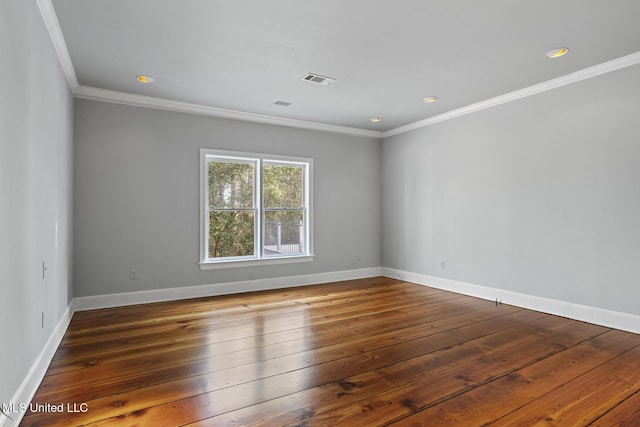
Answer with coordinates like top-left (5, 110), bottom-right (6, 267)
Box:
top-left (209, 207), bottom-right (255, 211)
top-left (256, 159), bottom-right (262, 259)
top-left (303, 164), bottom-right (309, 254)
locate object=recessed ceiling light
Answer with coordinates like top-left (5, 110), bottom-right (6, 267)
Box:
top-left (370, 117), bottom-right (382, 123)
top-left (424, 96), bottom-right (439, 103)
top-left (136, 75), bottom-right (155, 83)
top-left (545, 47), bottom-right (569, 59)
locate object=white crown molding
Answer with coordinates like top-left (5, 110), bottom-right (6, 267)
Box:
top-left (36, 0), bottom-right (78, 91)
top-left (37, 0), bottom-right (379, 139)
top-left (382, 268), bottom-right (640, 335)
top-left (383, 51), bottom-right (640, 138)
top-left (37, 0), bottom-right (639, 140)
top-left (73, 85), bottom-right (382, 139)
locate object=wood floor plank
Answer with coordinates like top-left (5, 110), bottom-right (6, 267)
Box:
top-left (36, 296), bottom-right (494, 403)
top-left (49, 292), bottom-right (493, 371)
top-left (45, 312), bottom-right (540, 422)
top-left (20, 278), bottom-right (640, 427)
top-left (67, 277), bottom-right (421, 328)
top-left (280, 321), bottom-right (607, 426)
top-left (56, 278), bottom-right (412, 356)
top-left (386, 329), bottom-right (640, 426)
top-left (25, 303), bottom-right (525, 424)
top-left (485, 344), bottom-right (640, 426)
top-left (54, 286), bottom-right (460, 360)
top-left (64, 279), bottom-right (428, 337)
top-left (376, 314), bottom-right (573, 387)
top-left (590, 390), bottom-right (640, 426)
top-left (29, 302), bottom-right (516, 415)
top-left (185, 314), bottom-right (561, 427)
top-left (93, 372), bottom-right (396, 427)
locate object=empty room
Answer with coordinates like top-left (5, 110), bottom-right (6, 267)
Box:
top-left (2, 0), bottom-right (640, 426)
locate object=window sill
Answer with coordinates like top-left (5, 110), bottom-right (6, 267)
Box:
top-left (199, 254), bottom-right (315, 270)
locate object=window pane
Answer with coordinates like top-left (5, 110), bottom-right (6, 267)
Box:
top-left (263, 210), bottom-right (304, 256)
top-left (208, 161), bottom-right (254, 208)
top-left (263, 164), bottom-right (303, 208)
top-left (209, 210), bottom-right (255, 258)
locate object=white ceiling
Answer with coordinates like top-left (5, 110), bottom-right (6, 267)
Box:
top-left (50, 0), bottom-right (640, 135)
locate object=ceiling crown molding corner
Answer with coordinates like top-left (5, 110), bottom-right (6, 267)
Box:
top-left (36, 0), bottom-right (79, 91)
top-left (384, 51), bottom-right (640, 138)
top-left (36, 0), bottom-right (381, 140)
top-left (73, 86), bottom-right (383, 139)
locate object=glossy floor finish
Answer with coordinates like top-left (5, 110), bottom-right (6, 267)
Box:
top-left (22, 277), bottom-right (640, 426)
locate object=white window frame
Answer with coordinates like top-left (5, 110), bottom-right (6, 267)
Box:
top-left (199, 149), bottom-right (314, 269)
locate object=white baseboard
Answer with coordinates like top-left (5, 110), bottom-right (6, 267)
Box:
top-left (382, 267), bottom-right (640, 335)
top-left (5, 265), bottom-right (637, 427)
top-left (73, 267), bottom-right (383, 311)
top-left (2, 305), bottom-right (74, 427)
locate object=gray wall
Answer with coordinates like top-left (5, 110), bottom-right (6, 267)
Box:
top-left (0, 0), bottom-right (74, 407)
top-left (382, 64), bottom-right (640, 316)
top-left (73, 99), bottom-right (381, 297)
top-left (2, 1), bottom-right (636, 408)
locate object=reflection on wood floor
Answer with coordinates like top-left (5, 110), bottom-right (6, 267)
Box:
top-left (22, 277), bottom-right (640, 426)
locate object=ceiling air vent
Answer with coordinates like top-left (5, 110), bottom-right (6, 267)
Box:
top-left (273, 100), bottom-right (292, 107)
top-left (302, 73), bottom-right (335, 86)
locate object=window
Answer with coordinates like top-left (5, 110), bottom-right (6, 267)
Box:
top-left (200, 149), bottom-right (313, 268)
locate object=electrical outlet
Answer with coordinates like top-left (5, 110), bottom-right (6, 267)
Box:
top-left (129, 269), bottom-right (138, 280)
top-left (440, 260), bottom-right (445, 270)
top-left (356, 253), bottom-right (361, 263)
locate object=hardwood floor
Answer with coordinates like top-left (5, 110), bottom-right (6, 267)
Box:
top-left (21, 277), bottom-right (640, 426)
